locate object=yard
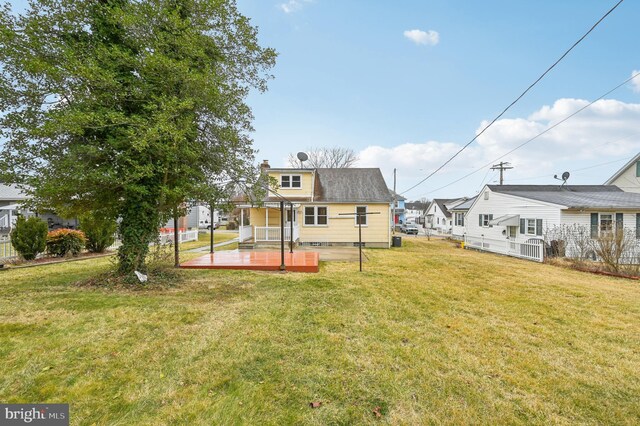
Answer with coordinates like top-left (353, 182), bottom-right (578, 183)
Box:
top-left (1, 239), bottom-right (639, 424)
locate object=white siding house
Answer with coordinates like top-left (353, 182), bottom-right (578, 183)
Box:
top-left (604, 153), bottom-right (640, 193)
top-left (464, 185), bottom-right (640, 262)
top-left (449, 197), bottom-right (476, 240)
top-left (425, 198), bottom-right (467, 233)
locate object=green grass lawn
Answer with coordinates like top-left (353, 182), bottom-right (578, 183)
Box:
top-left (1, 239), bottom-right (639, 425)
top-left (177, 231), bottom-right (237, 251)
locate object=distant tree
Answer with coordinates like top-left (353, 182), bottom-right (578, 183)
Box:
top-left (0, 0), bottom-right (276, 275)
top-left (287, 147), bottom-right (358, 168)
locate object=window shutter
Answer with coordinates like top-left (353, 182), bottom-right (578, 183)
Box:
top-left (536, 219), bottom-right (543, 236)
top-left (488, 214), bottom-right (493, 228)
top-left (590, 213), bottom-right (598, 238)
top-left (636, 161), bottom-right (640, 177)
top-left (479, 215), bottom-right (482, 226)
top-left (636, 213), bottom-right (640, 239)
top-left (616, 213), bottom-right (623, 229)
top-left (520, 218), bottom-right (525, 234)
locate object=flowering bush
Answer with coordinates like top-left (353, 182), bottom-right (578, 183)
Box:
top-left (46, 229), bottom-right (87, 257)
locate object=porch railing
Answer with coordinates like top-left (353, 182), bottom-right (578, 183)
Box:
top-left (255, 225), bottom-right (299, 242)
top-left (239, 225), bottom-right (253, 242)
top-left (464, 234), bottom-right (543, 262)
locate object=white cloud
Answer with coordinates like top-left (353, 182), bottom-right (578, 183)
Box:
top-left (279, 0), bottom-right (312, 14)
top-left (358, 98), bottom-right (640, 198)
top-left (403, 29), bottom-right (439, 46)
top-left (631, 70), bottom-right (640, 93)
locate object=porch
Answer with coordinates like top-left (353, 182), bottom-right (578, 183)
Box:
top-left (237, 204), bottom-right (301, 244)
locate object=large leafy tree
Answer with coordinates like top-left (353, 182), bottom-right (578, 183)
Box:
top-left (0, 0), bottom-right (276, 273)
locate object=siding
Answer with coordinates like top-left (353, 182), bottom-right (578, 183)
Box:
top-left (268, 170), bottom-right (314, 198)
top-left (300, 203), bottom-right (390, 246)
top-left (609, 163), bottom-right (640, 193)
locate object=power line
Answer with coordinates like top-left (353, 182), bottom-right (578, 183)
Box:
top-left (413, 71), bottom-right (640, 198)
top-left (400, 0), bottom-right (625, 195)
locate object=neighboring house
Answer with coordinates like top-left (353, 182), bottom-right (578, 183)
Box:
top-left (424, 198), bottom-right (467, 233)
top-left (604, 152), bottom-right (640, 193)
top-left (464, 184), bottom-right (640, 261)
top-left (0, 184), bottom-right (30, 236)
top-left (235, 162), bottom-right (393, 248)
top-left (389, 191), bottom-right (406, 224)
top-left (449, 196), bottom-right (476, 240)
top-left (405, 201), bottom-right (429, 225)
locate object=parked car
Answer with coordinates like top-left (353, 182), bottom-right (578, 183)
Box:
top-left (403, 223), bottom-right (419, 235)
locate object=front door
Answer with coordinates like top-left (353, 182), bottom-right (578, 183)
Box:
top-left (286, 209), bottom-right (297, 226)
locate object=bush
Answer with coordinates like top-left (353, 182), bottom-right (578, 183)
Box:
top-left (10, 216), bottom-right (48, 260)
top-left (80, 215), bottom-right (117, 253)
top-left (46, 229), bottom-right (87, 257)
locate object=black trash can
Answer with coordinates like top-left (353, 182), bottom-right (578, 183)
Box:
top-left (392, 236), bottom-right (402, 247)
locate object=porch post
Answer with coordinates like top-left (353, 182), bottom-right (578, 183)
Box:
top-left (290, 203), bottom-right (294, 253)
top-left (266, 208), bottom-right (269, 241)
top-left (280, 201), bottom-right (285, 271)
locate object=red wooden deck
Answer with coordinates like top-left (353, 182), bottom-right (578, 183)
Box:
top-left (180, 251), bottom-right (319, 273)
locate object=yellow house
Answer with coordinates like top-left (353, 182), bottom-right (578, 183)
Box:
top-left (236, 162), bottom-right (393, 248)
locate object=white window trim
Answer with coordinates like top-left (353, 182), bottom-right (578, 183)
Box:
top-left (280, 174), bottom-right (302, 189)
top-left (480, 214), bottom-right (491, 227)
top-left (303, 206), bottom-right (329, 227)
top-left (355, 205), bottom-right (368, 227)
top-left (525, 218), bottom-right (537, 236)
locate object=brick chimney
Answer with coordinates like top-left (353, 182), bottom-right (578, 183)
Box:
top-left (260, 159), bottom-right (270, 172)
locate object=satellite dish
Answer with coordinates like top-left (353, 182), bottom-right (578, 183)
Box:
top-left (296, 152), bottom-right (308, 168)
top-left (553, 171), bottom-right (570, 186)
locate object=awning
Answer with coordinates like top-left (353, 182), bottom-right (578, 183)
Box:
top-left (488, 214), bottom-right (520, 226)
top-left (0, 204), bottom-right (21, 211)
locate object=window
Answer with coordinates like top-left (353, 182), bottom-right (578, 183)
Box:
top-left (636, 161), bottom-right (640, 177)
top-left (304, 206), bottom-right (327, 226)
top-left (281, 175), bottom-right (301, 188)
top-left (356, 206), bottom-right (367, 225)
top-left (455, 212), bottom-right (464, 226)
top-left (519, 218), bottom-right (543, 236)
top-left (591, 212), bottom-right (623, 237)
top-left (479, 214), bottom-right (493, 227)
top-left (600, 213), bottom-right (613, 233)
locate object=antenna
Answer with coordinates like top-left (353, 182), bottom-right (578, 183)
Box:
top-left (553, 171), bottom-right (570, 186)
top-left (296, 152), bottom-right (308, 168)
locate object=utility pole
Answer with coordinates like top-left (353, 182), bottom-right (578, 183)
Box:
top-left (392, 168), bottom-right (397, 234)
top-left (490, 162), bottom-right (513, 185)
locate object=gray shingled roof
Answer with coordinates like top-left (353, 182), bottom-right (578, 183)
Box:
top-left (314, 168), bottom-right (393, 203)
top-left (449, 196), bottom-right (476, 211)
top-left (0, 184), bottom-right (27, 201)
top-left (488, 185), bottom-right (640, 209)
top-left (429, 198), bottom-right (465, 218)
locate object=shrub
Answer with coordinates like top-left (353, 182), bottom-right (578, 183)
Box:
top-left (46, 229), bottom-right (87, 257)
top-left (80, 215), bottom-right (117, 253)
top-left (10, 216), bottom-right (48, 260)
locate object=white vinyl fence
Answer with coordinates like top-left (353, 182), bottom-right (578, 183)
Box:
top-left (464, 235), bottom-right (544, 262)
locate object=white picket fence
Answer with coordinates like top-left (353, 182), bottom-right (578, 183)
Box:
top-left (464, 235), bottom-right (544, 262)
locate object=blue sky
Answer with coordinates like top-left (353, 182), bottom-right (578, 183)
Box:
top-left (6, 1), bottom-right (640, 200)
top-left (236, 0), bottom-right (640, 200)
